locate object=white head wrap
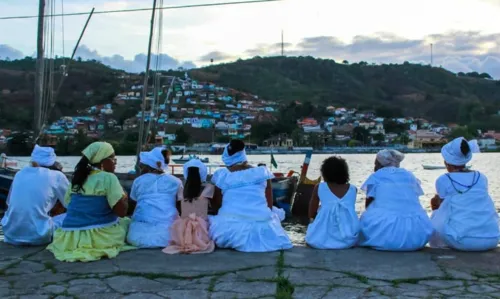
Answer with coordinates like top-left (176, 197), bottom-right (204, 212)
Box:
top-left (183, 159), bottom-right (208, 182)
top-left (140, 147), bottom-right (166, 171)
top-left (222, 143), bottom-right (247, 166)
top-left (31, 145), bottom-right (57, 167)
top-left (376, 149), bottom-right (405, 168)
top-left (441, 137), bottom-right (480, 166)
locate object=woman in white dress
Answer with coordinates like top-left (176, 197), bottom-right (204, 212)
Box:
top-left (126, 147), bottom-right (183, 248)
top-left (430, 137), bottom-right (499, 251)
top-left (359, 149), bottom-right (433, 251)
top-left (306, 156), bottom-right (359, 249)
top-left (209, 140), bottom-right (293, 252)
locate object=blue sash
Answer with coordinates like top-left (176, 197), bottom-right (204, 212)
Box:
top-left (62, 194), bottom-right (118, 230)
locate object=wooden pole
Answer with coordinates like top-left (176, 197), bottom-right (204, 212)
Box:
top-left (135, 0), bottom-right (158, 172)
top-left (34, 0), bottom-right (45, 141)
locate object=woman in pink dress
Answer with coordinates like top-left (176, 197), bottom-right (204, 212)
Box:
top-left (162, 159), bottom-right (215, 254)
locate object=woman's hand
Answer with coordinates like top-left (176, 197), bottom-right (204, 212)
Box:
top-left (431, 195), bottom-right (442, 210)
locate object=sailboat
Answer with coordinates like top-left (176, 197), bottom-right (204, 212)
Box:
top-left (0, 0), bottom-right (303, 219)
top-left (0, 1), bottom-right (95, 212)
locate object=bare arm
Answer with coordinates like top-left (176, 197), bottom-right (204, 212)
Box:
top-left (211, 186), bottom-right (222, 212)
top-left (365, 197), bottom-right (374, 209)
top-left (308, 184), bottom-right (320, 220)
top-left (431, 194), bottom-right (443, 210)
top-left (112, 194), bottom-right (129, 218)
top-left (265, 180), bottom-right (273, 209)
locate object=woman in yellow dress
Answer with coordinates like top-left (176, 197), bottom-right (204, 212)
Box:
top-left (47, 142), bottom-right (134, 262)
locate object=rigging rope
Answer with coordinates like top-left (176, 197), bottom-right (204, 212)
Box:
top-left (145, 0), bottom-right (164, 146)
top-left (0, 0), bottom-right (282, 20)
top-left (61, 0), bottom-right (66, 66)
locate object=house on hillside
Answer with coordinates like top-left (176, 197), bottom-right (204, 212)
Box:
top-left (263, 135), bottom-right (293, 148)
top-left (407, 130), bottom-right (445, 148)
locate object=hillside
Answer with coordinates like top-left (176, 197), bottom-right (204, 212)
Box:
top-left (190, 56), bottom-right (500, 124)
top-left (2, 56), bottom-right (500, 131)
top-left (0, 57), bottom-right (130, 129)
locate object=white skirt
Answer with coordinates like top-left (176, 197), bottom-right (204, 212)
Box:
top-left (208, 215), bottom-right (293, 252)
top-left (127, 219), bottom-right (175, 248)
top-left (359, 209), bottom-right (433, 251)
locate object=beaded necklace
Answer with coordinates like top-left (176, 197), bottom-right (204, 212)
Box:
top-left (445, 171), bottom-right (480, 195)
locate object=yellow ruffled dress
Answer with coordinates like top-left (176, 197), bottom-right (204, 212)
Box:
top-left (47, 170), bottom-right (135, 262)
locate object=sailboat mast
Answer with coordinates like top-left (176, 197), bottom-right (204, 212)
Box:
top-left (34, 0), bottom-right (45, 140)
top-left (135, 0), bottom-right (158, 171)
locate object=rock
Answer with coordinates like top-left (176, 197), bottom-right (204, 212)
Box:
top-left (468, 284), bottom-right (499, 294)
top-left (292, 286), bottom-right (329, 298)
top-left (285, 247), bottom-right (445, 280)
top-left (107, 276), bottom-right (166, 294)
top-left (69, 278), bottom-right (105, 286)
top-left (5, 261), bottom-right (45, 274)
top-left (158, 289), bottom-right (210, 298)
top-left (0, 287), bottom-right (10, 297)
top-left (323, 287), bottom-right (367, 298)
top-left (214, 281), bottom-right (275, 297)
top-left (283, 268), bottom-right (346, 286)
top-left (41, 284), bottom-right (66, 295)
top-left (419, 280), bottom-right (464, 288)
top-left (332, 277), bottom-right (370, 288)
top-left (122, 293), bottom-right (163, 299)
top-left (19, 296), bottom-right (49, 299)
top-left (113, 249), bottom-right (279, 277)
top-left (154, 277), bottom-right (210, 290)
top-left (438, 287), bottom-right (467, 296)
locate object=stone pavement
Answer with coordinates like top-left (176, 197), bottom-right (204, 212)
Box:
top-left (1, 243), bottom-right (500, 299)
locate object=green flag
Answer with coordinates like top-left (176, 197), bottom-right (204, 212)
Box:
top-left (271, 152), bottom-right (278, 169)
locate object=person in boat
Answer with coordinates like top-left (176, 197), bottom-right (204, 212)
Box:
top-left (47, 142), bottom-right (133, 262)
top-left (2, 145), bottom-right (69, 246)
top-left (359, 149), bottom-right (433, 251)
top-left (163, 159), bottom-right (215, 254)
top-left (306, 156), bottom-right (360, 249)
top-left (209, 140), bottom-right (293, 252)
top-left (429, 137), bottom-right (499, 251)
top-left (127, 147), bottom-right (183, 248)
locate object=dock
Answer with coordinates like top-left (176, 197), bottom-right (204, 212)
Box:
top-left (1, 243), bottom-right (500, 298)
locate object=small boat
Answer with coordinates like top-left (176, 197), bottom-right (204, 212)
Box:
top-left (422, 164), bottom-right (472, 170)
top-left (172, 155), bottom-right (209, 164)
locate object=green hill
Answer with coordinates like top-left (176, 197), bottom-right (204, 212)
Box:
top-left (190, 56), bottom-right (500, 125)
top-left (0, 57), bottom-right (129, 129)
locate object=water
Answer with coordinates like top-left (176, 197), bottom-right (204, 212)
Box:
top-left (7, 153), bottom-right (500, 244)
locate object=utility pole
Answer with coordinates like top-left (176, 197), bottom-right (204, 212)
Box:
top-left (281, 30), bottom-right (284, 56)
top-left (430, 43), bottom-right (433, 66)
top-left (34, 0), bottom-right (45, 140)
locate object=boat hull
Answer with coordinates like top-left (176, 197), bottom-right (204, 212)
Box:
top-left (422, 164), bottom-right (472, 170)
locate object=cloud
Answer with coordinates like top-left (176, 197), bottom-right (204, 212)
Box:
top-left (199, 51), bottom-right (236, 63)
top-left (0, 44), bottom-right (24, 60)
top-left (74, 45), bottom-right (196, 72)
top-left (237, 31), bottom-right (500, 78)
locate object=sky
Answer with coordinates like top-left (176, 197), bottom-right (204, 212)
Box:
top-left (1, 0), bottom-right (500, 77)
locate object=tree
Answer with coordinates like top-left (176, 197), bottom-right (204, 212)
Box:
top-left (352, 127), bottom-right (370, 145)
top-left (373, 133), bottom-right (385, 142)
top-left (448, 126), bottom-right (475, 141)
top-left (175, 126), bottom-right (191, 144)
top-left (342, 60), bottom-right (349, 65)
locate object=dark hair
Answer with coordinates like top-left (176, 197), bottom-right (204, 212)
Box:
top-left (460, 139), bottom-right (471, 156)
top-left (72, 156), bottom-right (92, 193)
top-left (183, 167), bottom-right (202, 202)
top-left (227, 139), bottom-right (245, 156)
top-left (321, 156), bottom-right (350, 184)
top-left (258, 163), bottom-right (266, 167)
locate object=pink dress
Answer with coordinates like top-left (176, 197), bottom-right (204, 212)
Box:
top-left (162, 184), bottom-right (215, 254)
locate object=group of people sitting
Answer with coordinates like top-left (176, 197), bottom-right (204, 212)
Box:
top-left (306, 137), bottom-right (500, 251)
top-left (1, 137), bottom-right (498, 263)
